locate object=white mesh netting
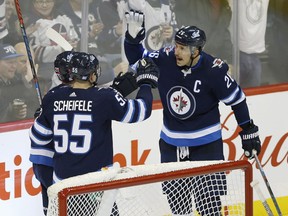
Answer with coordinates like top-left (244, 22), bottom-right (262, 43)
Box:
top-left (47, 160), bottom-right (251, 216)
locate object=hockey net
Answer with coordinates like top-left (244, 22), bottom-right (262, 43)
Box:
top-left (47, 160), bottom-right (253, 216)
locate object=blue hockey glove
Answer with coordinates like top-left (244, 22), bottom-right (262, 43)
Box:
top-left (136, 57), bottom-right (159, 88)
top-left (239, 120), bottom-right (261, 159)
top-left (111, 72), bottom-right (138, 97)
top-left (125, 10), bottom-right (145, 44)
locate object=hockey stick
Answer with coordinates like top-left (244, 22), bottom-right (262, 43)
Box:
top-left (45, 27), bottom-right (73, 51)
top-left (14, 0), bottom-right (42, 105)
top-left (253, 150), bottom-right (282, 216)
top-left (250, 179), bottom-right (273, 216)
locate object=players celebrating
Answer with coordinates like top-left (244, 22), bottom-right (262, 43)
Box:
top-left (124, 10), bottom-right (261, 216)
top-left (29, 51), bottom-right (159, 215)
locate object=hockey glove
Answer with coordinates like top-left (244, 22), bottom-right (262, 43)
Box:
top-left (239, 120), bottom-right (261, 159)
top-left (111, 72), bottom-right (138, 97)
top-left (136, 57), bottom-right (159, 88)
top-left (125, 10), bottom-right (145, 44)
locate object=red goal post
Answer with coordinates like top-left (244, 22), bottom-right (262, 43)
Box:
top-left (47, 160), bottom-right (253, 216)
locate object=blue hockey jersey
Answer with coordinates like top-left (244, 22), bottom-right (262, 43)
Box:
top-left (125, 42), bottom-right (251, 147)
top-left (29, 84), bottom-right (152, 181)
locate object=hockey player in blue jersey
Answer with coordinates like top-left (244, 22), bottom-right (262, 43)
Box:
top-left (33, 50), bottom-right (139, 215)
top-left (29, 52), bottom-right (159, 215)
top-left (31, 50), bottom-right (75, 215)
top-left (124, 11), bottom-right (261, 216)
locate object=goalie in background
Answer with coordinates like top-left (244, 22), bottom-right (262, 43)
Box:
top-left (124, 10), bottom-right (261, 216)
top-left (29, 51), bottom-right (159, 215)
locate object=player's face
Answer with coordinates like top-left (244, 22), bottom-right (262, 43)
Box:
top-left (174, 43), bottom-right (192, 67)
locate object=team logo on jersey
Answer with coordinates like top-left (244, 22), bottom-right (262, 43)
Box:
top-left (167, 86), bottom-right (196, 120)
top-left (212, 58), bottom-right (224, 68)
top-left (164, 46), bottom-right (172, 56)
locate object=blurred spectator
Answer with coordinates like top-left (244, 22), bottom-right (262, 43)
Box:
top-left (58, 0), bottom-right (104, 50)
top-left (14, 42), bottom-right (39, 117)
top-left (0, 43), bottom-right (37, 122)
top-left (2, 0), bottom-right (18, 45)
top-left (2, 0), bottom-right (40, 46)
top-left (266, 0), bottom-right (288, 83)
top-left (14, 42), bottom-right (38, 89)
top-left (57, 0), bottom-right (116, 86)
top-left (4, 0), bottom-right (16, 29)
top-left (173, 0), bottom-right (233, 64)
top-left (92, 0), bottom-right (123, 64)
top-left (117, 0), bottom-right (176, 52)
top-left (25, 0), bottom-right (79, 94)
top-left (91, 0), bottom-right (130, 79)
top-left (238, 0), bottom-right (270, 88)
top-left (0, 0), bottom-right (8, 41)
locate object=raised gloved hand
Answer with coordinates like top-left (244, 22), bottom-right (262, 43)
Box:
top-left (111, 72), bottom-right (138, 97)
top-left (136, 57), bottom-right (159, 88)
top-left (239, 120), bottom-right (261, 159)
top-left (125, 10), bottom-right (145, 44)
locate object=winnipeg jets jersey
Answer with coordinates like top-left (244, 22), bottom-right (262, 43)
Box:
top-left (29, 85), bottom-right (152, 181)
top-left (125, 42), bottom-right (250, 147)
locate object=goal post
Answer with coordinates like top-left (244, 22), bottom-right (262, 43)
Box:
top-left (47, 160), bottom-right (253, 216)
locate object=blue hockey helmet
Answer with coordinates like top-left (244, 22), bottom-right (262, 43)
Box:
top-left (89, 53), bottom-right (101, 79)
top-left (70, 52), bottom-right (101, 81)
top-left (175, 26), bottom-right (206, 52)
top-left (54, 51), bottom-right (74, 83)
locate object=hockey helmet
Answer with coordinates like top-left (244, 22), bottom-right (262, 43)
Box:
top-left (70, 52), bottom-right (100, 81)
top-left (175, 26), bottom-right (206, 51)
top-left (54, 51), bottom-right (74, 83)
top-left (89, 53), bottom-right (101, 79)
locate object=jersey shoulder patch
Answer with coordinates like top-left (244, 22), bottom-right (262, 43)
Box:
top-left (212, 58), bottom-right (225, 69)
top-left (209, 57), bottom-right (229, 75)
top-left (160, 45), bottom-right (174, 56)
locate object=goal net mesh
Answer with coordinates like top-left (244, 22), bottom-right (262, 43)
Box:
top-left (47, 160), bottom-right (252, 216)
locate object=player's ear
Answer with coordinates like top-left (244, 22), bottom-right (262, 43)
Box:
top-left (192, 49), bottom-right (200, 58)
top-left (89, 72), bottom-right (96, 84)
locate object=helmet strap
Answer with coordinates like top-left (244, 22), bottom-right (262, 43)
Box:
top-left (189, 55), bottom-right (194, 68)
top-left (189, 47), bottom-right (200, 68)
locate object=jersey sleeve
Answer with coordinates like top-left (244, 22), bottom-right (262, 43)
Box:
top-left (29, 96), bottom-right (54, 167)
top-left (210, 61), bottom-right (251, 125)
top-left (105, 85), bottom-right (153, 123)
top-left (210, 62), bottom-right (245, 106)
top-left (124, 40), bottom-right (146, 65)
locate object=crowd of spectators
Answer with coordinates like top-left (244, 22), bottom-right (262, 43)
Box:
top-left (0, 0), bottom-right (287, 123)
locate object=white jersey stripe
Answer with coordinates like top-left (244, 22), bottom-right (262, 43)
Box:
top-left (136, 99), bottom-right (146, 122)
top-left (230, 91), bottom-right (246, 106)
top-left (34, 120), bottom-right (53, 135)
top-left (162, 123), bottom-right (221, 139)
top-left (30, 148), bottom-right (54, 158)
top-left (121, 100), bottom-right (134, 123)
top-left (221, 86), bottom-right (240, 104)
top-left (29, 128), bottom-right (52, 145)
